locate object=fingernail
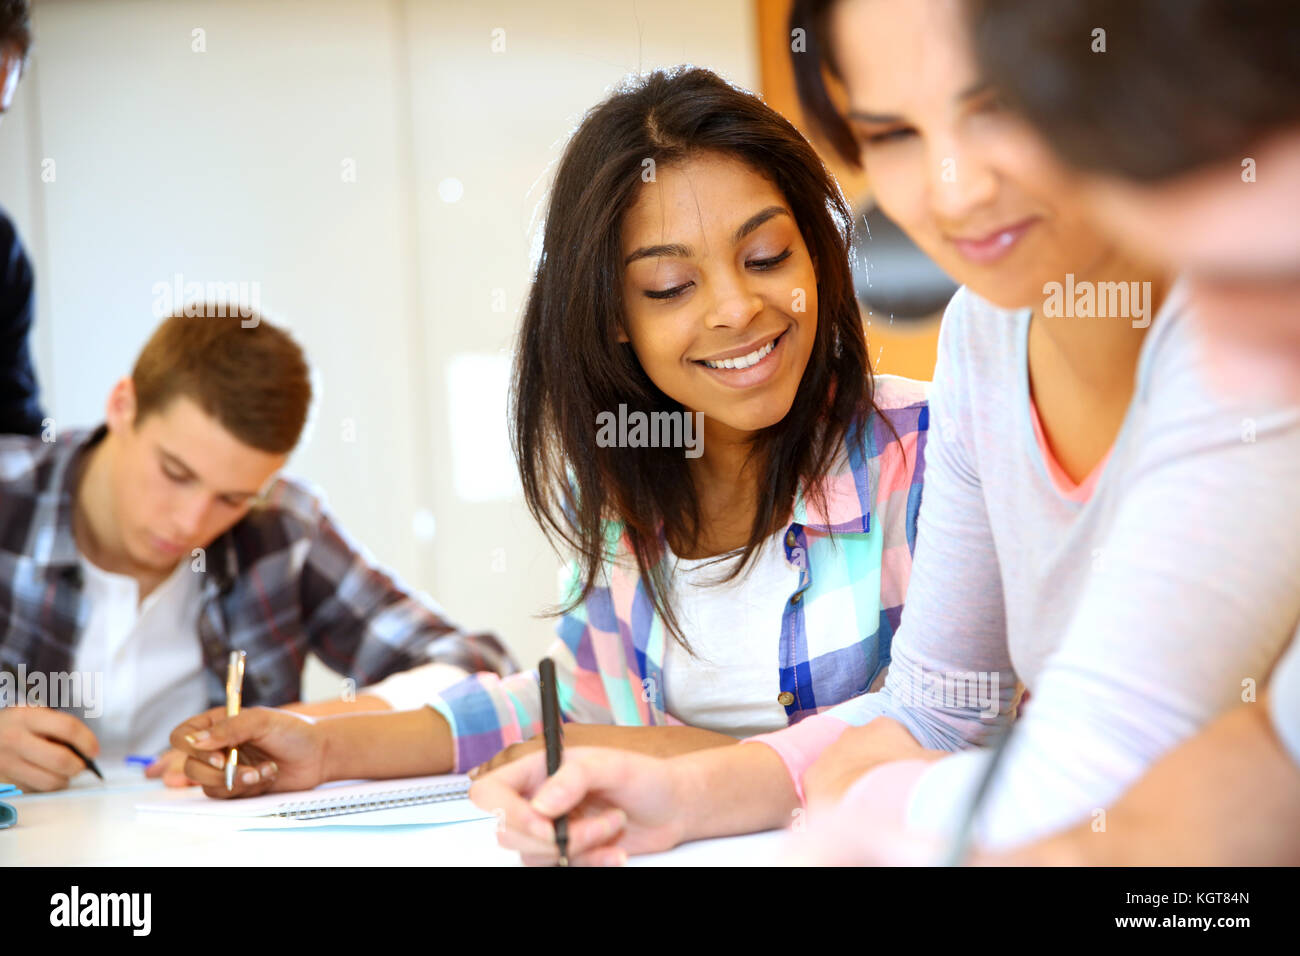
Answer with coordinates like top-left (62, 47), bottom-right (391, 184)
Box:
top-left (607, 809), bottom-right (627, 835)
top-left (241, 769), bottom-right (259, 784)
top-left (531, 790), bottom-right (561, 816)
top-left (209, 754), bottom-right (224, 768)
top-left (190, 730), bottom-right (210, 743)
top-left (265, 762), bottom-right (278, 776)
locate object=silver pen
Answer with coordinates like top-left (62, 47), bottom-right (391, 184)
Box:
top-left (224, 650), bottom-right (246, 792)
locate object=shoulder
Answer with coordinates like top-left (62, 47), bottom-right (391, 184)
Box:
top-left (1136, 280), bottom-right (1300, 437)
top-left (224, 473), bottom-right (332, 554)
top-left (935, 285), bottom-right (1024, 366)
top-left (0, 430), bottom-right (88, 553)
top-left (0, 427), bottom-right (88, 487)
top-left (0, 432), bottom-right (54, 486)
top-left (0, 434), bottom-right (52, 548)
top-left (1136, 281), bottom-right (1231, 405)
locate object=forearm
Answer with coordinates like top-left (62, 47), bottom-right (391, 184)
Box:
top-left (319, 707), bottom-right (453, 781)
top-left (570, 724), bottom-right (738, 758)
top-left (1000, 699), bottom-right (1300, 865)
top-left (671, 740), bottom-right (801, 842)
top-left (286, 695), bottom-right (393, 717)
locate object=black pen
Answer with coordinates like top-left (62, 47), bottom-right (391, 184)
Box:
top-left (61, 741), bottom-right (103, 781)
top-left (942, 721), bottom-right (1015, 866)
top-left (538, 657), bottom-right (569, 866)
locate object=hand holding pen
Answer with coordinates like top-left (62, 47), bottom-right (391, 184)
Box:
top-left (224, 650), bottom-right (246, 792)
top-left (538, 657), bottom-right (569, 865)
top-left (0, 706), bottom-right (102, 790)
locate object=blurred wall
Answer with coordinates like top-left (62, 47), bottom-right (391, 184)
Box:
top-left (0, 0), bottom-right (758, 698)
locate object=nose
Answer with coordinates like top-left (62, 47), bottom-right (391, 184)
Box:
top-left (703, 267), bottom-right (763, 330)
top-left (927, 139), bottom-right (998, 226)
top-left (172, 492), bottom-right (211, 539)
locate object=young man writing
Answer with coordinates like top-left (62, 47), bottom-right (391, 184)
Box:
top-left (0, 309), bottom-right (513, 791)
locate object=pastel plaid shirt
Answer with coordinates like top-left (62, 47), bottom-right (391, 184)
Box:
top-left (0, 427), bottom-right (515, 710)
top-left (430, 375), bottom-right (930, 771)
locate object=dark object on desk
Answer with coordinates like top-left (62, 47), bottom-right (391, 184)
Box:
top-left (538, 657), bottom-right (569, 866)
top-left (0, 208), bottom-right (43, 436)
top-left (61, 740), bottom-right (103, 781)
top-left (942, 722), bottom-right (1015, 866)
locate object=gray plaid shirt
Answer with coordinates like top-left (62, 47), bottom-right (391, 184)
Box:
top-left (0, 427), bottom-right (515, 709)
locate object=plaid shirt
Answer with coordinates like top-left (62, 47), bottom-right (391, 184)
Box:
top-left (431, 375), bottom-right (930, 771)
top-left (0, 427), bottom-right (515, 710)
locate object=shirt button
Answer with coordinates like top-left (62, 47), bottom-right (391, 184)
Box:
top-left (777, 691), bottom-right (795, 707)
top-left (785, 530), bottom-right (796, 547)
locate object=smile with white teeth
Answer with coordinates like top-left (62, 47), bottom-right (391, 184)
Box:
top-left (701, 335), bottom-right (778, 370)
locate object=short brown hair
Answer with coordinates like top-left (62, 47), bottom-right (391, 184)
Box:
top-left (131, 310), bottom-right (312, 454)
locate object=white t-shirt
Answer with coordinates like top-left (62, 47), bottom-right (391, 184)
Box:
top-left (661, 532), bottom-right (802, 737)
top-left (70, 556), bottom-right (207, 766)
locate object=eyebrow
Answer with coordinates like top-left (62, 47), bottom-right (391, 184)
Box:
top-left (623, 206), bottom-right (791, 265)
top-left (159, 450), bottom-right (257, 500)
top-left (846, 81), bottom-right (994, 126)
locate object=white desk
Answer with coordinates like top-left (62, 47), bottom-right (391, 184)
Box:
top-left (1, 776), bottom-right (786, 866)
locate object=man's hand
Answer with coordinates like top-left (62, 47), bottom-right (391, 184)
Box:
top-left (0, 707), bottom-right (100, 792)
top-left (143, 748), bottom-right (196, 787)
top-left (469, 746), bottom-right (691, 866)
top-left (803, 717), bottom-right (947, 811)
top-left (168, 706), bottom-right (327, 798)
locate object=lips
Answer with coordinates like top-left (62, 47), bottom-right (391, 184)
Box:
top-left (693, 328), bottom-right (788, 388)
top-left (695, 329), bottom-right (786, 367)
top-left (152, 535), bottom-right (184, 556)
top-left (950, 217), bottom-right (1038, 265)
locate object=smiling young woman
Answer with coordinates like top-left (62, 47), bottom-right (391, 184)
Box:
top-left (427, 66), bottom-right (932, 770)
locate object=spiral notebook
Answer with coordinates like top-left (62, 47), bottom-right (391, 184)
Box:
top-left (135, 774), bottom-right (492, 829)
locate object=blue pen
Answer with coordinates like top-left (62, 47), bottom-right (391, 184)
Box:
top-left (125, 754), bottom-right (157, 769)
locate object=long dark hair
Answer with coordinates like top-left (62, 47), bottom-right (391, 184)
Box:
top-left (789, 0), bottom-right (865, 169)
top-left (512, 66), bottom-right (876, 649)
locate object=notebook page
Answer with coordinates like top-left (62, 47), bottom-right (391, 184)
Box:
top-left (135, 774), bottom-right (471, 818)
